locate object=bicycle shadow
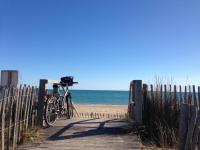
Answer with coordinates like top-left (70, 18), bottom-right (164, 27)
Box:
top-left (48, 118), bottom-right (129, 141)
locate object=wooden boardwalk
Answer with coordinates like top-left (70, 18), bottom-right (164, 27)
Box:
top-left (18, 118), bottom-right (142, 150)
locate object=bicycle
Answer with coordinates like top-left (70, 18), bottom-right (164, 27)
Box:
top-left (44, 76), bottom-right (78, 126)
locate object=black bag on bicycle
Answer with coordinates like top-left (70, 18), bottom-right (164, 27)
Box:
top-left (60, 76), bottom-right (73, 86)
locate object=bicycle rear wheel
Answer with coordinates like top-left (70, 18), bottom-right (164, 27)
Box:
top-left (44, 97), bottom-right (58, 126)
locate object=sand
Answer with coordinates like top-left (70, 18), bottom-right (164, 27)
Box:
top-left (74, 104), bottom-right (128, 115)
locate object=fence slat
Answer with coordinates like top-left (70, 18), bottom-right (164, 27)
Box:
top-left (150, 84), bottom-right (154, 101)
top-left (192, 111), bottom-right (200, 150)
top-left (184, 86), bottom-right (187, 103)
top-left (193, 85), bottom-right (198, 109)
top-left (1, 88), bottom-right (8, 150)
top-left (17, 85), bottom-right (25, 143)
top-left (178, 104), bottom-right (190, 150)
top-left (31, 87), bottom-right (37, 127)
top-left (26, 87), bottom-right (33, 128)
top-left (24, 86), bottom-right (31, 129)
top-left (174, 85), bottom-right (177, 106)
top-left (169, 84), bottom-right (172, 104)
top-left (184, 105), bottom-right (198, 150)
top-left (18, 85), bottom-right (27, 143)
top-left (179, 85), bottom-right (183, 104)
top-left (164, 84), bottom-right (167, 103)
top-left (160, 84), bottom-right (163, 106)
top-left (12, 86), bottom-right (21, 150)
top-left (189, 86), bottom-right (192, 104)
top-left (7, 87), bottom-right (13, 149)
top-left (198, 86), bottom-right (200, 109)
top-left (8, 87), bottom-right (15, 149)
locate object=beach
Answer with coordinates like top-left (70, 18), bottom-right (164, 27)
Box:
top-left (74, 104), bottom-right (128, 115)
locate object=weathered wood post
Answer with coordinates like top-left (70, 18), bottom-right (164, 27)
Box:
top-left (132, 80), bottom-right (143, 124)
top-left (37, 79), bottom-right (48, 127)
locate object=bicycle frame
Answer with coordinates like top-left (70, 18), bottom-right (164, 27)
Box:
top-left (52, 83), bottom-right (79, 118)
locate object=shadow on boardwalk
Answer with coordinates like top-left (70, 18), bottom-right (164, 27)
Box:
top-left (18, 118), bottom-right (141, 150)
top-left (48, 119), bottom-right (130, 141)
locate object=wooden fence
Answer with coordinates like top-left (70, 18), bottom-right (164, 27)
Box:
top-left (71, 112), bottom-right (127, 119)
top-left (0, 85), bottom-right (38, 150)
top-left (128, 80), bottom-right (200, 149)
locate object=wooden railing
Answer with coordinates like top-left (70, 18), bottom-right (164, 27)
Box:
top-left (0, 85), bottom-right (38, 150)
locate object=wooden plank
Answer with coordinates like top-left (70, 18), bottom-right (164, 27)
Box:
top-left (37, 79), bottom-right (48, 127)
top-left (143, 84), bottom-right (148, 124)
top-left (179, 85), bottom-right (183, 104)
top-left (189, 86), bottom-right (192, 104)
top-left (8, 87), bottom-right (14, 149)
top-left (184, 86), bottom-right (187, 103)
top-left (185, 105), bottom-right (198, 150)
top-left (160, 84), bottom-right (163, 106)
top-left (7, 87), bottom-right (13, 149)
top-left (26, 87), bottom-right (33, 128)
top-left (191, 111), bottom-right (200, 150)
top-left (1, 88), bottom-right (8, 150)
top-left (24, 86), bottom-right (31, 129)
top-left (1, 89), bottom-right (6, 150)
top-left (150, 84), bottom-right (154, 101)
top-left (198, 86), bottom-right (200, 109)
top-left (155, 85), bottom-right (158, 101)
top-left (128, 82), bottom-right (132, 119)
top-left (143, 84), bottom-right (148, 110)
top-left (174, 85), bottom-right (177, 106)
top-left (164, 84), bottom-right (167, 102)
top-left (17, 86), bottom-right (25, 143)
top-left (193, 85), bottom-right (198, 108)
top-left (178, 103), bottom-right (190, 150)
top-left (128, 82), bottom-right (132, 104)
top-left (169, 84), bottom-right (172, 104)
top-left (131, 81), bottom-right (135, 119)
top-left (31, 87), bottom-right (36, 127)
top-left (133, 80), bottom-right (143, 124)
top-left (18, 85), bottom-right (27, 143)
top-left (12, 86), bottom-right (21, 150)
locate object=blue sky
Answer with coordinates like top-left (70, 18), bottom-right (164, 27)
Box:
top-left (0, 0), bottom-right (200, 90)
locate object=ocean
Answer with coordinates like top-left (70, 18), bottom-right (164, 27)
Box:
top-left (51, 90), bottom-right (129, 105)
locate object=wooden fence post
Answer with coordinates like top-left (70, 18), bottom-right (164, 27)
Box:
top-left (132, 80), bottom-right (143, 124)
top-left (178, 103), bottom-right (190, 150)
top-left (37, 79), bottom-right (47, 127)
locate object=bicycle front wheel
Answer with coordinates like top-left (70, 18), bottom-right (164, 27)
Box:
top-left (44, 97), bottom-right (58, 126)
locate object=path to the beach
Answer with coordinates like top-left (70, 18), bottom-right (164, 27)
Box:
top-left (18, 118), bottom-right (142, 150)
